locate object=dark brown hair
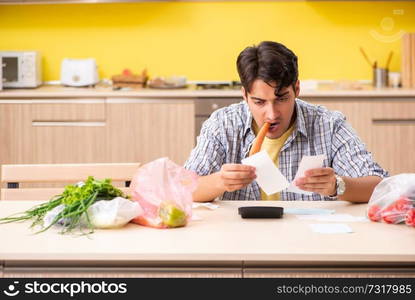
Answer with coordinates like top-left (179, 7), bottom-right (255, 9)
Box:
top-left (236, 41), bottom-right (298, 95)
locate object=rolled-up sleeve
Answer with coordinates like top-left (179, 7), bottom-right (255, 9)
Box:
top-left (184, 119), bottom-right (226, 176)
top-left (331, 120), bottom-right (389, 178)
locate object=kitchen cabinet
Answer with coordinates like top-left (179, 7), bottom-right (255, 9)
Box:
top-left (106, 98), bottom-right (195, 166)
top-left (0, 98), bottom-right (194, 180)
top-left (0, 99), bottom-right (108, 191)
top-left (0, 99), bottom-right (107, 165)
top-left (0, 101), bottom-right (33, 165)
top-left (370, 101), bottom-right (415, 175)
top-left (29, 99), bottom-right (108, 164)
top-left (304, 98), bottom-right (415, 175)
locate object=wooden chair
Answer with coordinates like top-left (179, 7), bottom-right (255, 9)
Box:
top-left (0, 163), bottom-right (140, 201)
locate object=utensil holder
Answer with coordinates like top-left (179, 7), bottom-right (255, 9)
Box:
top-left (373, 68), bottom-right (389, 88)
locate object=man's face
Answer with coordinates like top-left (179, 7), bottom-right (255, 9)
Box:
top-left (242, 79), bottom-right (299, 139)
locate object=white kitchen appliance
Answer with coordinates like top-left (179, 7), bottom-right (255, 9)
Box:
top-left (0, 51), bottom-right (42, 88)
top-left (60, 58), bottom-right (99, 87)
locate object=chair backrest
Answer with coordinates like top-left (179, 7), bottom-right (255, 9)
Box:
top-left (1, 163), bottom-right (140, 201)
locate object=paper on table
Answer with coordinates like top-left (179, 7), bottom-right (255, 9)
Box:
top-left (192, 203), bottom-right (219, 210)
top-left (242, 150), bottom-right (289, 195)
top-left (309, 223), bottom-right (353, 234)
top-left (287, 154), bottom-right (326, 195)
top-left (297, 214), bottom-right (368, 222)
top-left (284, 208), bottom-right (335, 215)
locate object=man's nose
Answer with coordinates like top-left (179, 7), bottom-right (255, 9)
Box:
top-left (265, 104), bottom-right (279, 121)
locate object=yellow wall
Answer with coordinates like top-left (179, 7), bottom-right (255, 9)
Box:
top-left (1, 1), bottom-right (414, 81)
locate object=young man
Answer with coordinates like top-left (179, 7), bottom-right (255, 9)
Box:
top-left (185, 41), bottom-right (388, 203)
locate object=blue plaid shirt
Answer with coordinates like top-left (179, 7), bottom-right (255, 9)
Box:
top-left (184, 99), bottom-right (388, 201)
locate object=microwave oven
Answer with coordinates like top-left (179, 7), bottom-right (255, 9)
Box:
top-left (0, 51), bottom-right (42, 88)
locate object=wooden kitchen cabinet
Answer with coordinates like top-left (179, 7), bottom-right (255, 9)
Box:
top-left (306, 98), bottom-right (415, 175)
top-left (0, 99), bottom-right (107, 165)
top-left (106, 99), bottom-right (195, 166)
top-left (29, 99), bottom-right (108, 164)
top-left (0, 98), bottom-right (194, 171)
top-left (369, 101), bottom-right (415, 175)
top-left (0, 102), bottom-right (33, 165)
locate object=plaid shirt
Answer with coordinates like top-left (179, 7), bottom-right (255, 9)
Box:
top-left (184, 99), bottom-right (388, 201)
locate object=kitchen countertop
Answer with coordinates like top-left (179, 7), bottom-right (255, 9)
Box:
top-left (0, 200), bottom-right (414, 266)
top-left (1, 84), bottom-right (415, 99)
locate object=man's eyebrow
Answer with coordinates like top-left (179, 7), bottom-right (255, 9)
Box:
top-left (250, 96), bottom-right (277, 101)
top-left (275, 91), bottom-right (289, 97)
top-left (250, 92), bottom-right (288, 101)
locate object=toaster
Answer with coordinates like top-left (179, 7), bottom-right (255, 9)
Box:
top-left (60, 58), bottom-right (99, 87)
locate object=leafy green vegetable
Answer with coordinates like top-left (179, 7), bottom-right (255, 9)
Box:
top-left (0, 176), bottom-right (127, 235)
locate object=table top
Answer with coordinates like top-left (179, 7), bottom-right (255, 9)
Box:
top-left (0, 200), bottom-right (414, 266)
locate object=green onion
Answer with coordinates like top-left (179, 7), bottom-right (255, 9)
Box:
top-left (0, 176), bottom-right (127, 235)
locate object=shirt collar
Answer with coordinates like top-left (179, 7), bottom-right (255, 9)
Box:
top-left (242, 101), bottom-right (254, 136)
top-left (242, 98), bottom-right (308, 138)
top-left (293, 98), bottom-right (308, 138)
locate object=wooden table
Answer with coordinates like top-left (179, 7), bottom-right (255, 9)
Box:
top-left (0, 200), bottom-right (414, 278)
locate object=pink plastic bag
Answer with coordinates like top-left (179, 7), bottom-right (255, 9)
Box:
top-left (367, 173), bottom-right (415, 227)
top-left (130, 157), bottom-right (198, 228)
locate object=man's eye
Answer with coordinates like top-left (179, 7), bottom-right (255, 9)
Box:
top-left (278, 97), bottom-right (288, 102)
top-left (254, 101), bottom-right (265, 105)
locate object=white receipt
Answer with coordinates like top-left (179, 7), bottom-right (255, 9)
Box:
top-left (284, 208), bottom-right (335, 215)
top-left (192, 203), bottom-right (219, 210)
top-left (297, 214), bottom-right (368, 222)
top-left (286, 154), bottom-right (326, 195)
top-left (242, 150), bottom-right (289, 195)
top-left (309, 223), bottom-right (353, 234)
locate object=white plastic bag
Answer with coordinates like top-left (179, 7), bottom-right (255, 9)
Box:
top-left (88, 197), bottom-right (143, 229)
top-left (43, 204), bottom-right (66, 228)
top-left (367, 173), bottom-right (415, 226)
top-left (43, 197), bottom-right (141, 230)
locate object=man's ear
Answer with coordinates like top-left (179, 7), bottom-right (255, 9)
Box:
top-left (241, 87), bottom-right (248, 101)
top-left (294, 80), bottom-right (300, 98)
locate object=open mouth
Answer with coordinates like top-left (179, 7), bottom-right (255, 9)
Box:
top-left (268, 122), bottom-right (280, 131)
